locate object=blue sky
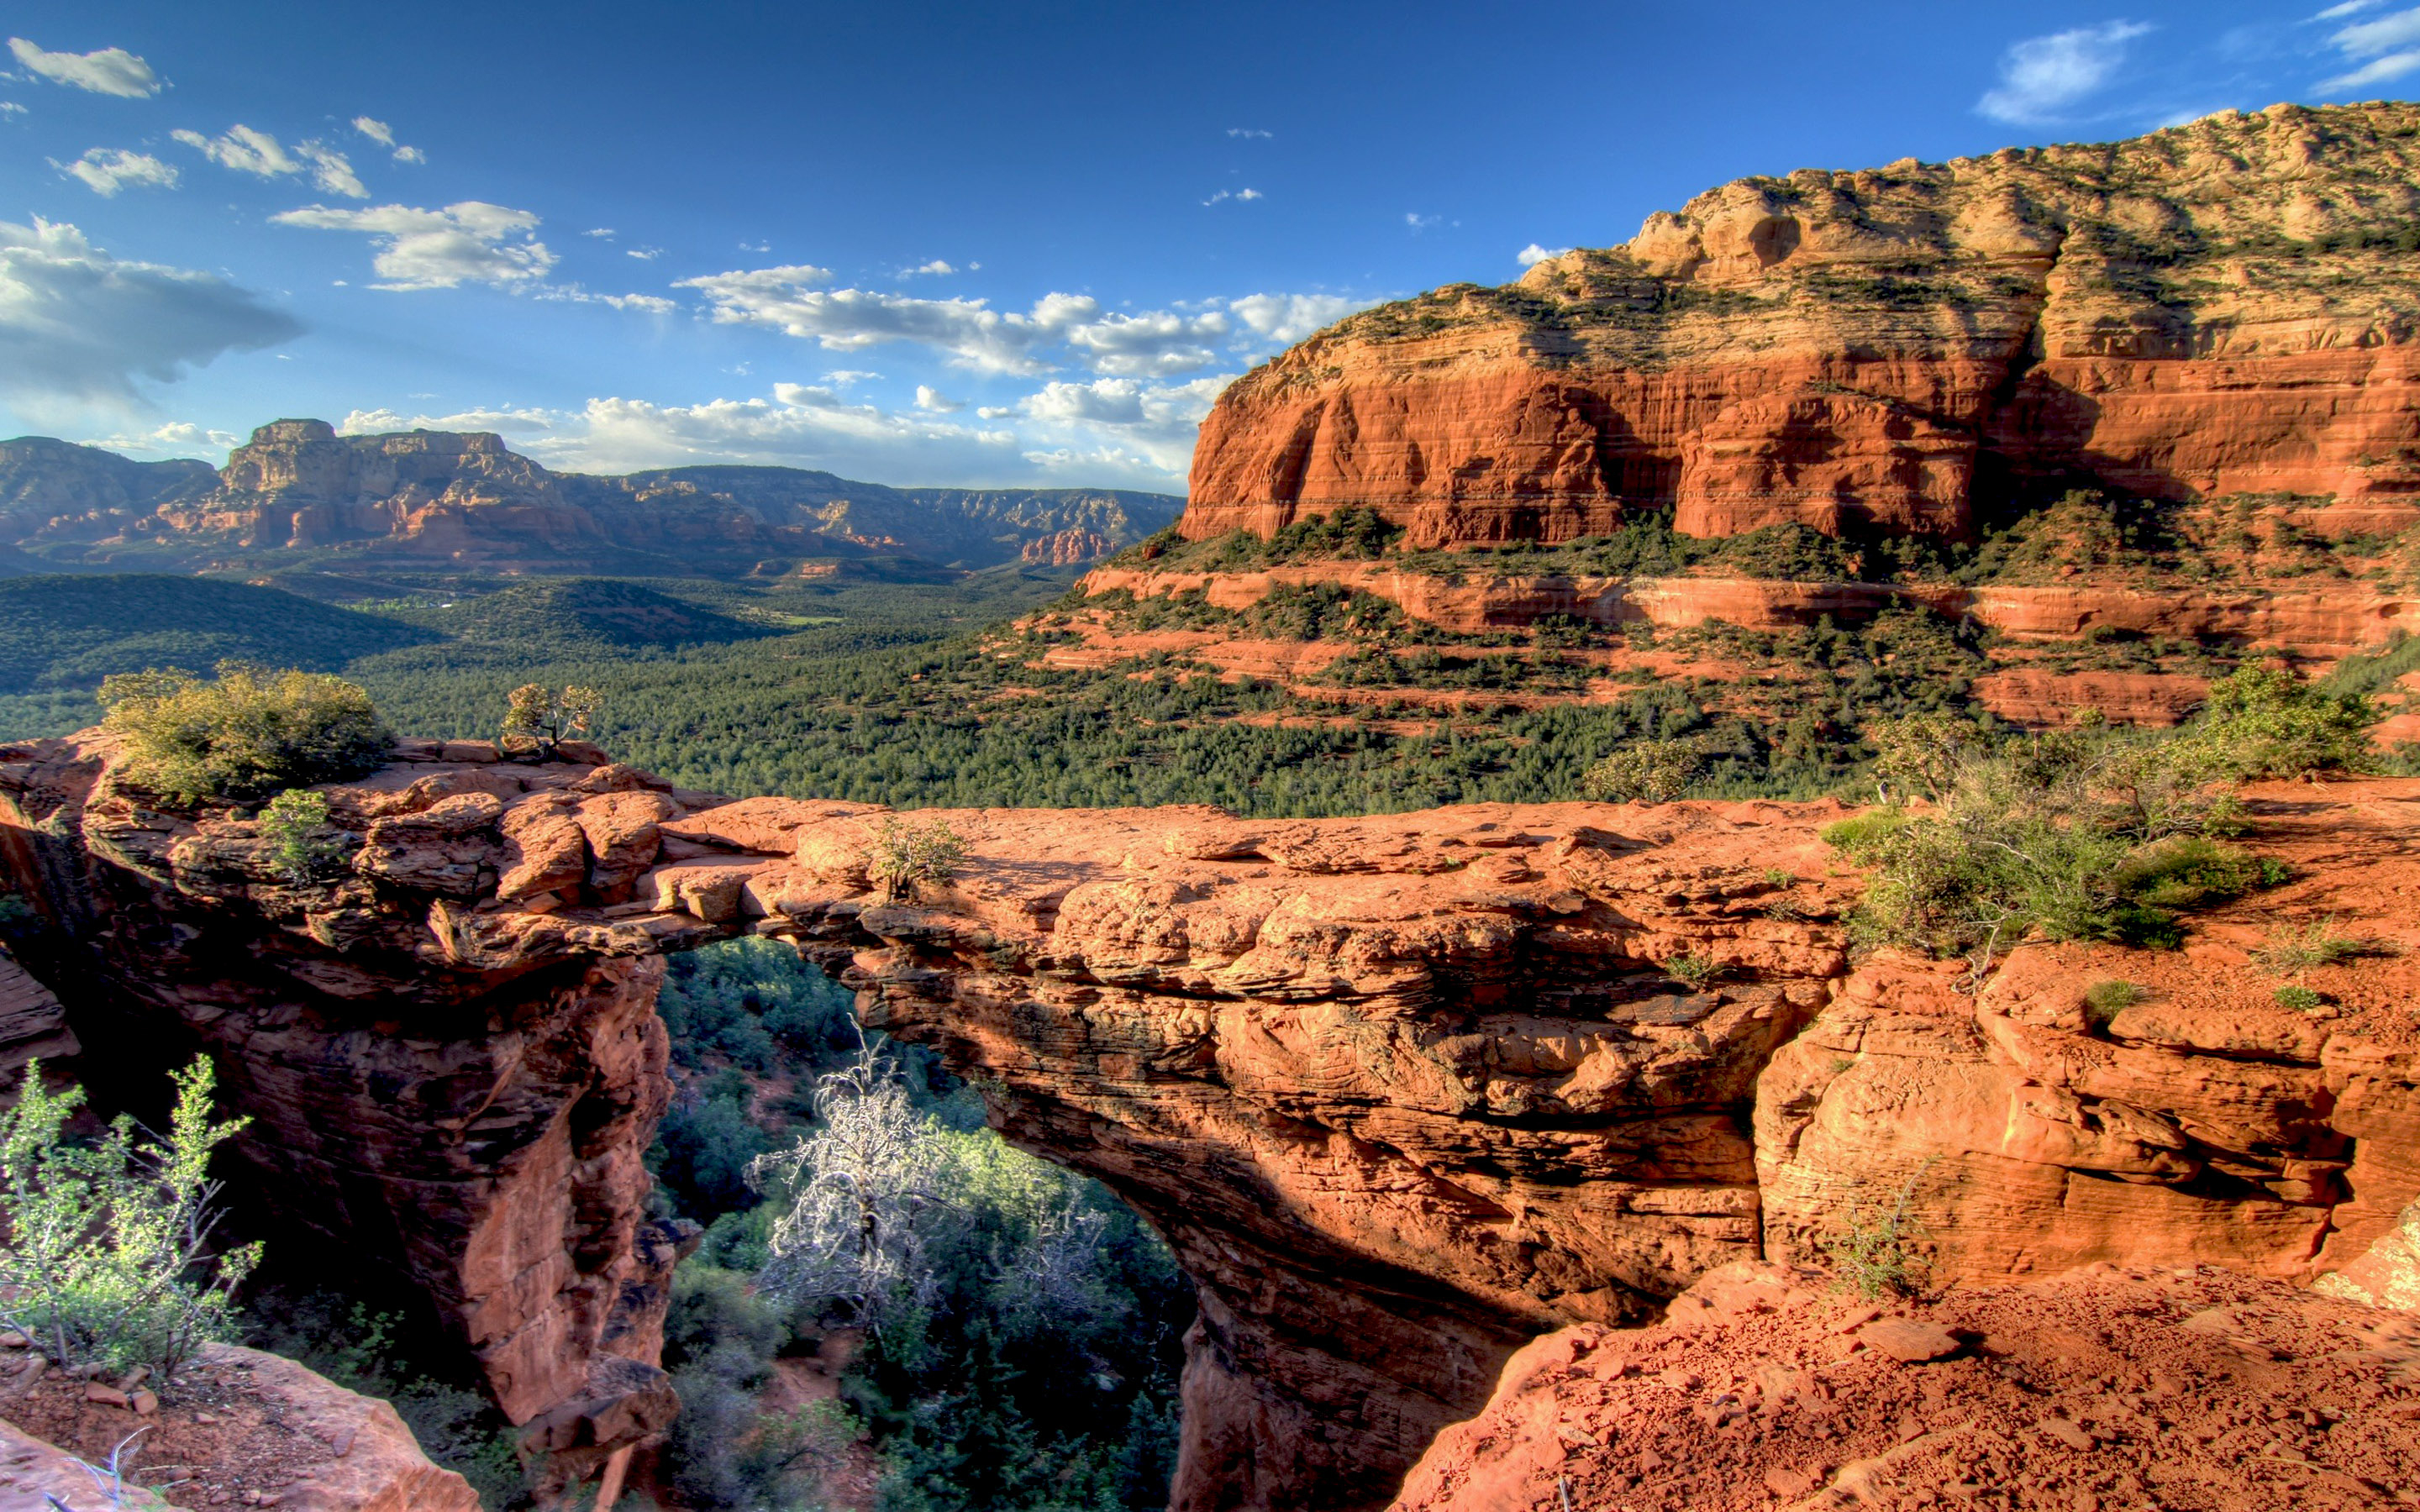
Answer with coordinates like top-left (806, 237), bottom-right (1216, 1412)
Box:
top-left (2, 0), bottom-right (2412, 491)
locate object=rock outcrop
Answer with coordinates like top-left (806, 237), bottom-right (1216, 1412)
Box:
top-left (2, 733), bottom-right (2412, 1510)
top-left (1389, 1260), bottom-right (2420, 1512)
top-left (1186, 102), bottom-right (2420, 547)
top-left (0, 423), bottom-right (1181, 574)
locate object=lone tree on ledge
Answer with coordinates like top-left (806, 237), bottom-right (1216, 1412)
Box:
top-left (501, 683), bottom-right (604, 758)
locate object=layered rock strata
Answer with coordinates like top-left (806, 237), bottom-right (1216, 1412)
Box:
top-left (2, 734), bottom-right (2412, 1510)
top-left (1186, 102), bottom-right (2420, 546)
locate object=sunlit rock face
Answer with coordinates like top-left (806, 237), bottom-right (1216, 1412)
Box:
top-left (1186, 102), bottom-right (2420, 549)
top-left (3, 730), bottom-right (2413, 1511)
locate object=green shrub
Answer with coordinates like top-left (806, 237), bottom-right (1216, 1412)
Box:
top-left (1581, 738), bottom-right (1701, 803)
top-left (1823, 1168), bottom-right (1931, 1300)
top-left (870, 815), bottom-right (968, 903)
top-left (2083, 980), bottom-right (2139, 1028)
top-left (2254, 918), bottom-right (2364, 976)
top-left (2273, 984), bottom-right (2327, 1012)
top-left (97, 662), bottom-right (390, 806)
top-left (255, 788), bottom-right (346, 884)
top-left (1821, 809), bottom-right (1912, 850)
top-left (2182, 664), bottom-right (2381, 779)
top-left (0, 1057), bottom-right (260, 1376)
top-left (2109, 836), bottom-right (2264, 910)
top-left (499, 682), bottom-right (603, 757)
top-left (1665, 952), bottom-right (1718, 985)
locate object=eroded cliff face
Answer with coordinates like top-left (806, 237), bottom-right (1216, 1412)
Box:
top-left (1186, 102), bottom-right (2420, 546)
top-left (2, 734), bottom-right (2412, 1511)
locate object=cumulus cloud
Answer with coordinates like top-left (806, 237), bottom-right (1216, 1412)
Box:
top-left (1516, 242), bottom-right (1572, 267)
top-left (2318, 4), bottom-right (2420, 88)
top-left (272, 201), bottom-right (555, 291)
top-left (1018, 374), bottom-right (1234, 474)
top-left (1228, 291), bottom-right (1369, 343)
top-left (57, 148), bottom-right (178, 197)
top-left (8, 38), bottom-right (160, 97)
top-left (172, 124), bottom-right (368, 197)
top-left (1063, 308), bottom-right (1231, 376)
top-left (0, 218), bottom-right (302, 418)
top-left (1975, 21), bottom-right (2154, 124)
top-left (901, 259), bottom-right (957, 276)
top-left (680, 265), bottom-right (1107, 374)
top-left (914, 385), bottom-right (963, 412)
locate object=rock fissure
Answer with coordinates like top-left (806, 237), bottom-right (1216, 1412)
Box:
top-left (1, 735), bottom-right (2414, 1509)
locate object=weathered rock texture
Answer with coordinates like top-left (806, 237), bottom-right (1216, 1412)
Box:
top-left (0, 1342), bottom-right (479, 1512)
top-left (1390, 1260), bottom-right (2420, 1512)
top-left (0, 423), bottom-right (1180, 573)
top-left (3, 732), bottom-right (2413, 1511)
top-left (1186, 102), bottom-right (2420, 546)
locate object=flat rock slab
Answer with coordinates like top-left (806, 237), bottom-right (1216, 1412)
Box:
top-left (1858, 1318), bottom-right (1964, 1362)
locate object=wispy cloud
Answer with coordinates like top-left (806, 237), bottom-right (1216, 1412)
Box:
top-left (55, 148), bottom-right (179, 197)
top-left (2318, 3), bottom-right (2420, 88)
top-left (7, 37), bottom-right (160, 97)
top-left (273, 201), bottom-right (555, 291)
top-left (1975, 20), bottom-right (2155, 124)
top-left (1226, 127), bottom-right (1272, 139)
top-left (1202, 188), bottom-right (1264, 206)
top-left (171, 125), bottom-right (368, 198)
top-left (351, 115), bottom-right (426, 164)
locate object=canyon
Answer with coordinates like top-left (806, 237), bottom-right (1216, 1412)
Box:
top-left (0, 423), bottom-right (1181, 576)
top-left (2, 732), bottom-right (2412, 1509)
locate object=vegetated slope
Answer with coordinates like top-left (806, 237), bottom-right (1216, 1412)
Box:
top-left (0, 423), bottom-right (1184, 577)
top-left (0, 575), bottom-right (439, 694)
top-left (1187, 100), bottom-right (2420, 547)
top-left (398, 579), bottom-right (777, 650)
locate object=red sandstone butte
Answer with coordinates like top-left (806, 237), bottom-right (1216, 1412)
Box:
top-left (1186, 102), bottom-right (2420, 549)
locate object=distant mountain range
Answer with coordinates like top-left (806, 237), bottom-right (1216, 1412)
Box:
top-left (0, 420), bottom-right (1184, 577)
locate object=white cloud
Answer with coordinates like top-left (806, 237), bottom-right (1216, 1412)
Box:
top-left (8, 38), bottom-right (160, 97)
top-left (296, 140), bottom-right (366, 197)
top-left (1226, 128), bottom-right (1273, 138)
top-left (77, 419), bottom-right (245, 459)
top-left (739, 239), bottom-right (770, 252)
top-left (1018, 374), bottom-right (1234, 474)
top-left (1517, 242), bottom-right (1573, 267)
top-left (173, 124), bottom-right (295, 177)
top-left (57, 148), bottom-right (179, 197)
top-left (628, 245), bottom-right (662, 260)
top-left (1975, 21), bottom-right (2155, 124)
top-left (534, 286), bottom-right (676, 313)
top-left (1202, 188), bottom-right (1264, 206)
top-left (0, 102), bottom-right (26, 118)
top-left (170, 124), bottom-right (369, 197)
top-left (976, 405), bottom-right (1012, 419)
top-left (272, 201), bottom-right (555, 291)
top-left (2314, 0), bottom-right (2387, 14)
top-left (680, 265), bottom-right (1106, 374)
top-left (901, 259), bottom-right (957, 276)
top-left (914, 385), bottom-right (964, 412)
top-left (0, 218), bottom-right (302, 419)
top-left (823, 369), bottom-right (880, 385)
top-left (1406, 212), bottom-right (1443, 229)
top-left (2319, 5), bottom-right (2420, 87)
top-left (585, 227), bottom-right (616, 239)
top-left (1228, 291), bottom-right (1368, 342)
top-left (350, 114), bottom-right (424, 163)
top-left (1063, 308), bottom-right (1231, 376)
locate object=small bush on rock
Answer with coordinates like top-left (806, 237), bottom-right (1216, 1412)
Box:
top-left (869, 815), bottom-right (968, 904)
top-left (1581, 738), bottom-right (1702, 803)
top-left (98, 663), bottom-right (389, 806)
top-left (500, 682), bottom-right (604, 757)
top-left (0, 1057), bottom-right (260, 1377)
top-left (2083, 979), bottom-right (2139, 1028)
top-left (255, 789), bottom-right (346, 884)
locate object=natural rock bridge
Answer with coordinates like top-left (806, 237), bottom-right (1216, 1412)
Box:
top-left (1, 732), bottom-right (2412, 1509)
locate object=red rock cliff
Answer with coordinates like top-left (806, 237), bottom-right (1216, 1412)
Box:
top-left (1186, 102), bottom-right (2420, 547)
top-left (3, 735), bottom-right (2412, 1511)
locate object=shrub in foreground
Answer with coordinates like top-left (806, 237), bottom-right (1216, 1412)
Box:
top-left (98, 662), bottom-right (390, 806)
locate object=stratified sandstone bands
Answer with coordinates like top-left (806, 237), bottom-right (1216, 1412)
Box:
top-left (1186, 102), bottom-right (2420, 547)
top-left (2, 735), bottom-right (2413, 1510)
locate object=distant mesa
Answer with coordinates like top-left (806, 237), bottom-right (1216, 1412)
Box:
top-left (1185, 100), bottom-right (2420, 549)
top-left (0, 418), bottom-right (1184, 577)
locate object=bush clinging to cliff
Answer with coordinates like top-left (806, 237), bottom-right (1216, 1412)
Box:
top-left (97, 662), bottom-right (390, 806)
